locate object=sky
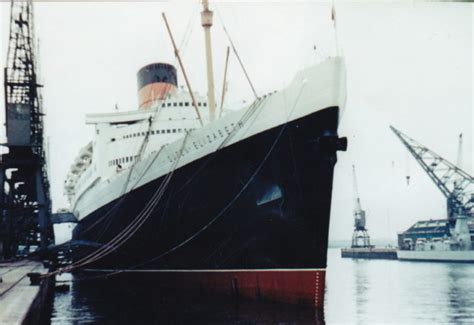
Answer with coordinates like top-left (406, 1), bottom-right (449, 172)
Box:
top-left (0, 1), bottom-right (472, 243)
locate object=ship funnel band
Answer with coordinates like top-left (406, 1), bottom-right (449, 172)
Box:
top-left (137, 63), bottom-right (177, 109)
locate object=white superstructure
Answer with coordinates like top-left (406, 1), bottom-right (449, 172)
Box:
top-left (64, 57), bottom-right (346, 221)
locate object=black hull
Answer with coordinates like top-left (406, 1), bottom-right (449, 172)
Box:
top-left (73, 106), bottom-right (344, 271)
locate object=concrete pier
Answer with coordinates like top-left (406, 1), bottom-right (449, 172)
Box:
top-left (0, 260), bottom-right (52, 324)
top-left (341, 247), bottom-right (398, 260)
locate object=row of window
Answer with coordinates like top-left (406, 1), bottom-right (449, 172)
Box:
top-left (161, 102), bottom-right (207, 108)
top-left (122, 128), bottom-right (196, 140)
top-left (109, 155), bottom-right (139, 167)
top-left (110, 120), bottom-right (244, 168)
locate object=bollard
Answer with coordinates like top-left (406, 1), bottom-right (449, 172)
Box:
top-left (27, 272), bottom-right (42, 286)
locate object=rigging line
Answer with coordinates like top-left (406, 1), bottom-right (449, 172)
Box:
top-left (70, 96), bottom-right (270, 281)
top-left (67, 170), bottom-right (172, 268)
top-left (60, 74), bottom-right (272, 278)
top-left (214, 4), bottom-right (258, 100)
top-left (77, 78), bottom-right (171, 237)
top-left (76, 134), bottom-right (190, 262)
top-left (113, 125), bottom-right (285, 274)
top-left (110, 83), bottom-right (307, 274)
top-left (69, 149), bottom-right (184, 270)
top-left (88, 97), bottom-right (265, 240)
top-left (57, 132), bottom-right (187, 268)
top-left (219, 46), bottom-right (230, 118)
top-left (172, 97), bottom-right (265, 196)
top-left (176, 4), bottom-right (198, 62)
top-left (163, 12), bottom-right (204, 127)
top-left (45, 134), bottom-right (191, 277)
top-left (217, 97), bottom-right (267, 150)
top-left (93, 143), bottom-right (168, 241)
top-left (79, 105), bottom-right (166, 237)
top-left (69, 135), bottom-right (190, 266)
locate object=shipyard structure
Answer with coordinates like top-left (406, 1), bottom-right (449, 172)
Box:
top-left (391, 127), bottom-right (474, 262)
top-left (0, 0), bottom-right (55, 260)
top-left (398, 219), bottom-right (474, 250)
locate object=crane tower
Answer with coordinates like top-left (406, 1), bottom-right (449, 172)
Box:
top-left (0, 0), bottom-right (54, 259)
top-left (390, 126), bottom-right (474, 231)
top-left (351, 165), bottom-right (371, 248)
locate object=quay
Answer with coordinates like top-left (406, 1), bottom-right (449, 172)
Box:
top-left (341, 247), bottom-right (398, 260)
top-left (0, 260), bottom-right (54, 324)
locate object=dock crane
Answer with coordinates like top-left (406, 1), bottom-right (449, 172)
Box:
top-left (390, 127), bottom-right (474, 232)
top-left (0, 0), bottom-right (54, 259)
top-left (351, 165), bottom-right (371, 248)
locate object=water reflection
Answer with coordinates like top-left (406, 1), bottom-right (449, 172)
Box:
top-left (353, 260), bottom-right (369, 321)
top-left (51, 274), bottom-right (325, 324)
top-left (51, 251), bottom-right (474, 323)
top-left (446, 265), bottom-right (474, 324)
top-left (325, 249), bottom-right (474, 323)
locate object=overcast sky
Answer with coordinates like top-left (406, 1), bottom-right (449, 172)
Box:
top-left (1, 1), bottom-right (472, 242)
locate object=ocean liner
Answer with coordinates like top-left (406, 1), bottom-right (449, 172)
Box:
top-left (65, 2), bottom-right (347, 308)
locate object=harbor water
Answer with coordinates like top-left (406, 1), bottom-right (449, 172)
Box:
top-left (50, 248), bottom-right (474, 324)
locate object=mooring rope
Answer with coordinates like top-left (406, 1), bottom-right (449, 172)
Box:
top-left (44, 134), bottom-right (191, 277)
top-left (47, 62), bottom-right (305, 280)
top-left (100, 82), bottom-right (306, 277)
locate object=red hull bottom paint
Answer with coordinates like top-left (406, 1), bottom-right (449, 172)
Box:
top-left (105, 269), bottom-right (326, 308)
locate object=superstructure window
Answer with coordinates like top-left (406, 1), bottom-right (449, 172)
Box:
top-left (198, 102), bottom-right (202, 107)
top-left (173, 129), bottom-right (176, 133)
top-left (185, 102), bottom-right (189, 107)
top-left (173, 102), bottom-right (177, 107)
top-left (203, 102), bottom-right (207, 107)
top-left (167, 129), bottom-right (171, 134)
top-left (167, 103), bottom-right (171, 107)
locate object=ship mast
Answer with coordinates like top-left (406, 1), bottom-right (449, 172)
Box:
top-left (201, 0), bottom-right (216, 121)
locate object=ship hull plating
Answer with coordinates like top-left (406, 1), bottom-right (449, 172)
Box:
top-left (73, 106), bottom-right (342, 307)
